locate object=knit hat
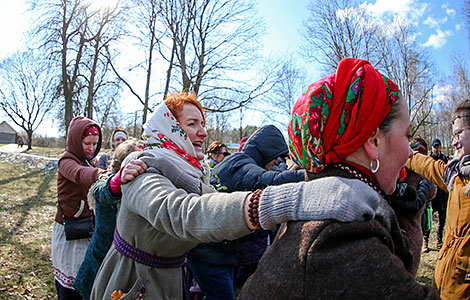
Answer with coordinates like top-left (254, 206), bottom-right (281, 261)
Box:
top-left (238, 137), bottom-right (248, 152)
top-left (114, 131), bottom-right (127, 141)
top-left (410, 137), bottom-right (427, 155)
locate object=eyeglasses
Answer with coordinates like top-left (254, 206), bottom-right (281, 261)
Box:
top-left (453, 128), bottom-right (469, 141)
top-left (220, 152), bottom-right (230, 157)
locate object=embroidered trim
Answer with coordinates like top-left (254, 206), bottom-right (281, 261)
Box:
top-left (53, 266), bottom-right (75, 288)
top-left (336, 163), bottom-right (387, 199)
top-left (113, 227), bottom-right (187, 268)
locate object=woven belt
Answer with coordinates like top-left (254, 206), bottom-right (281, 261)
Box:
top-left (113, 227), bottom-right (187, 268)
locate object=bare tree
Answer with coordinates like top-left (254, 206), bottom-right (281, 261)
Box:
top-left (301, 0), bottom-right (436, 139)
top-left (451, 51), bottom-right (470, 100)
top-left (156, 0), bottom-right (269, 112)
top-left (378, 19), bottom-right (436, 136)
top-left (464, 0), bottom-right (470, 46)
top-left (106, 0), bottom-right (163, 126)
top-left (262, 55), bottom-right (307, 128)
top-left (0, 51), bottom-right (59, 149)
top-left (29, 0), bottom-right (126, 136)
top-left (106, 0), bottom-right (270, 134)
top-left (205, 111), bottom-right (230, 148)
top-left (300, 0), bottom-right (382, 74)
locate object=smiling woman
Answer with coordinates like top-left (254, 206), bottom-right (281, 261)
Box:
top-left (406, 99), bottom-right (470, 299)
top-left (164, 93), bottom-right (207, 161)
top-left (88, 89), bottom-right (384, 300)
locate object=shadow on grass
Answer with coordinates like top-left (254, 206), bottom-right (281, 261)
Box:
top-left (0, 169), bottom-right (44, 186)
top-left (0, 169), bottom-right (56, 244)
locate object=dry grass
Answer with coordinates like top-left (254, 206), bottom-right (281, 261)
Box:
top-left (0, 162), bottom-right (57, 299)
top-left (0, 159), bottom-right (439, 298)
top-left (23, 146), bottom-right (108, 160)
top-left (416, 215), bottom-right (440, 286)
top-left (24, 147), bottom-right (65, 159)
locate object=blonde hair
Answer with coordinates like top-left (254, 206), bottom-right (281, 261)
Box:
top-left (87, 137), bottom-right (138, 212)
top-left (109, 137), bottom-right (139, 174)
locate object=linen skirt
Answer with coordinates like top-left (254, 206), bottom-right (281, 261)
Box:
top-left (51, 222), bottom-right (90, 289)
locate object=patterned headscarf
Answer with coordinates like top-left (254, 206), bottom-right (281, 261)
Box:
top-left (137, 102), bottom-right (204, 172)
top-left (110, 129), bottom-right (128, 150)
top-left (288, 58), bottom-right (399, 173)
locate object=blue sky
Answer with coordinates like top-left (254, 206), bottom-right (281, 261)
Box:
top-left (258, 0), bottom-right (467, 78)
top-left (0, 0), bottom-right (467, 136)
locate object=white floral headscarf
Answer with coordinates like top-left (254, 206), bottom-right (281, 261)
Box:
top-left (137, 102), bottom-right (205, 174)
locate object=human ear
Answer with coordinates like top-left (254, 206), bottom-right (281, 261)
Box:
top-left (363, 129), bottom-right (381, 161)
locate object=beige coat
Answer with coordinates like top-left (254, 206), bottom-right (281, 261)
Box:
top-left (90, 173), bottom-right (251, 300)
top-left (407, 153), bottom-right (470, 300)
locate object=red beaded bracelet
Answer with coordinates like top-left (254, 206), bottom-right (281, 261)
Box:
top-left (248, 189), bottom-right (263, 228)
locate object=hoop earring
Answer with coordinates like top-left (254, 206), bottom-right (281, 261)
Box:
top-left (370, 158), bottom-right (380, 173)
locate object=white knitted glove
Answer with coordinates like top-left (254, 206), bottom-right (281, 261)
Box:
top-left (258, 177), bottom-right (381, 229)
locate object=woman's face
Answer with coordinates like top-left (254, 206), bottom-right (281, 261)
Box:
top-left (175, 103), bottom-right (207, 161)
top-left (114, 136), bottom-right (127, 149)
top-left (82, 135), bottom-right (99, 158)
top-left (375, 102), bottom-right (413, 194)
top-left (452, 117), bottom-right (470, 160)
top-left (212, 146), bottom-right (229, 163)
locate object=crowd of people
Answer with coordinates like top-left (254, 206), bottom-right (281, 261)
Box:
top-left (51, 57), bottom-right (470, 300)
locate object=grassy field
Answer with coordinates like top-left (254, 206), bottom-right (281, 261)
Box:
top-left (21, 146), bottom-right (107, 159)
top-left (0, 162), bottom-right (57, 299)
top-left (0, 160), bottom-right (439, 299)
top-left (23, 147), bottom-right (65, 159)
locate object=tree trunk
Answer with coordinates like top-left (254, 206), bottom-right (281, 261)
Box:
top-left (27, 130), bottom-right (33, 151)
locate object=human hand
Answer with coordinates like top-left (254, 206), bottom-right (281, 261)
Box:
top-left (121, 159), bottom-right (147, 184)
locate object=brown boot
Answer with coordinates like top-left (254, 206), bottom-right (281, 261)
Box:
top-left (423, 240), bottom-right (430, 253)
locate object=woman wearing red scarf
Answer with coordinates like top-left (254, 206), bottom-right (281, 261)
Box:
top-left (239, 58), bottom-right (439, 299)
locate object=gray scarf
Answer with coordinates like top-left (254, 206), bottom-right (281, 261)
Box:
top-left (442, 155), bottom-right (470, 195)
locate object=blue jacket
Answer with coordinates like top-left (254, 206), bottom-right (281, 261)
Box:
top-left (197, 125), bottom-right (305, 266)
top-left (211, 125), bottom-right (305, 191)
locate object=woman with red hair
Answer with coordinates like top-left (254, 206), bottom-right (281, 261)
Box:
top-left (239, 58), bottom-right (439, 299)
top-left (90, 90), bottom-right (382, 300)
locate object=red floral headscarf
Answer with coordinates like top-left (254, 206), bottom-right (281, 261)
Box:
top-left (288, 58), bottom-right (399, 173)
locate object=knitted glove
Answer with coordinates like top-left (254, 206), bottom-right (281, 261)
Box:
top-left (258, 177), bottom-right (381, 230)
top-left (139, 155), bottom-right (200, 194)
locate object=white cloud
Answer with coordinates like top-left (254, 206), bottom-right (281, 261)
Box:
top-left (422, 14), bottom-right (449, 30)
top-left (361, 0), bottom-right (428, 26)
top-left (432, 84), bottom-right (454, 104)
top-left (423, 29), bottom-right (454, 49)
top-left (441, 3), bottom-right (456, 17)
top-left (456, 24), bottom-right (461, 31)
top-left (423, 16), bottom-right (439, 28)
